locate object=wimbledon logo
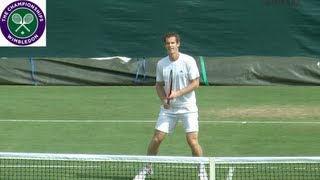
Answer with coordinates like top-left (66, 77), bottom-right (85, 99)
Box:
top-left (0, 0), bottom-right (46, 46)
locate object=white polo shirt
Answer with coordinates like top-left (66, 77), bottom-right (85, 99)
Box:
top-left (156, 53), bottom-right (200, 113)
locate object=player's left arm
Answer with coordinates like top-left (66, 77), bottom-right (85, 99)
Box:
top-left (168, 78), bottom-right (199, 100)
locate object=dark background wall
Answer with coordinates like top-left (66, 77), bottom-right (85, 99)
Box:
top-left (0, 0), bottom-right (319, 58)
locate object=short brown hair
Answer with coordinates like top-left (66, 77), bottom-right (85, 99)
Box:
top-left (163, 32), bottom-right (180, 43)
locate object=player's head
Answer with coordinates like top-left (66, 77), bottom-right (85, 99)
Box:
top-left (163, 32), bottom-right (180, 44)
top-left (163, 32), bottom-right (180, 55)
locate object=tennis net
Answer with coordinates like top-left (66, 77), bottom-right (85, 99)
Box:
top-left (0, 152), bottom-right (320, 180)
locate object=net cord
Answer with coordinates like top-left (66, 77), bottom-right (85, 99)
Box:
top-left (214, 156), bottom-right (320, 164)
top-left (1, 152), bottom-right (320, 164)
top-left (0, 152), bottom-right (209, 164)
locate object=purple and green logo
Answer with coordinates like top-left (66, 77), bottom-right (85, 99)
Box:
top-left (0, 0), bottom-right (46, 46)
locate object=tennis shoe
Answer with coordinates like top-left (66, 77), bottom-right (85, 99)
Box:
top-left (198, 164), bottom-right (208, 180)
top-left (133, 165), bottom-right (153, 180)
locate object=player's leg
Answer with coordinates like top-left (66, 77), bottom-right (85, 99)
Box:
top-left (148, 111), bottom-right (177, 155)
top-left (182, 113), bottom-right (208, 180)
top-left (186, 133), bottom-right (208, 180)
top-left (147, 130), bottom-right (166, 155)
top-left (134, 131), bottom-right (166, 180)
top-left (181, 112), bottom-right (203, 156)
top-left (133, 131), bottom-right (164, 180)
top-left (133, 112), bottom-right (177, 180)
top-left (186, 132), bottom-right (203, 156)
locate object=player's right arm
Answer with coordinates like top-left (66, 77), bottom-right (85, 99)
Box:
top-left (155, 81), bottom-right (170, 109)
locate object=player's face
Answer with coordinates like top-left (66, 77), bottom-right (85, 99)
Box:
top-left (165, 37), bottom-right (180, 55)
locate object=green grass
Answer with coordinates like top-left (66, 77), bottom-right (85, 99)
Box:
top-left (0, 86), bottom-right (319, 156)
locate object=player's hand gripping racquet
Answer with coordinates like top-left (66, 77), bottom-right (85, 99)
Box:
top-left (167, 70), bottom-right (173, 105)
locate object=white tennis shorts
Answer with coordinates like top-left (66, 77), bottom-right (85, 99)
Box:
top-left (155, 108), bottom-right (199, 133)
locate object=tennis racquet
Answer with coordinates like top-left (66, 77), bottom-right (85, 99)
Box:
top-left (167, 69), bottom-right (173, 104)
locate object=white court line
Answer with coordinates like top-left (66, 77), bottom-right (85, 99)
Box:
top-left (0, 119), bottom-right (156, 123)
top-left (0, 119), bottom-right (319, 124)
top-left (0, 165), bottom-right (100, 168)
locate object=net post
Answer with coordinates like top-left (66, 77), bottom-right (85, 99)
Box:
top-left (209, 157), bottom-right (215, 180)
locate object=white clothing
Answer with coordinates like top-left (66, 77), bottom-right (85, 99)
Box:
top-left (156, 111), bottom-right (198, 133)
top-left (155, 52), bottom-right (200, 133)
top-left (156, 52), bottom-right (200, 113)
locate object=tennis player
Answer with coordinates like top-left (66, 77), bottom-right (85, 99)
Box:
top-left (134, 32), bottom-right (208, 180)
